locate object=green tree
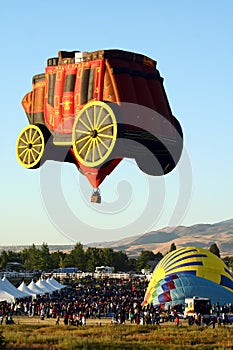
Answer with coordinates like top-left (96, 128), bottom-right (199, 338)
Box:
top-left (85, 247), bottom-right (101, 271)
top-left (128, 258), bottom-right (137, 272)
top-left (59, 254), bottom-right (66, 269)
top-left (69, 243), bottom-right (86, 271)
top-left (209, 243), bottom-right (220, 257)
top-left (154, 251), bottom-right (163, 261)
top-left (0, 250), bottom-right (8, 269)
top-left (137, 251), bottom-right (155, 271)
top-left (63, 253), bottom-right (76, 268)
top-left (50, 251), bottom-right (66, 270)
top-left (112, 251), bottom-right (129, 271)
top-left (23, 244), bottom-right (40, 270)
top-left (6, 250), bottom-right (22, 264)
top-left (99, 248), bottom-right (114, 267)
top-left (169, 243), bottom-right (177, 252)
top-left (37, 243), bottom-right (51, 271)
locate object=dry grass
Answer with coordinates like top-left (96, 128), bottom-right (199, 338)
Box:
top-left (0, 317), bottom-right (233, 349)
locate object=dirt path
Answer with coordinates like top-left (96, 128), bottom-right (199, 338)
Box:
top-left (11, 315), bottom-right (190, 327)
top-left (13, 315), bottom-right (115, 326)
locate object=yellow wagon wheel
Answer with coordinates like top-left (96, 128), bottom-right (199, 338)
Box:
top-left (72, 101), bottom-right (117, 167)
top-left (16, 125), bottom-right (45, 169)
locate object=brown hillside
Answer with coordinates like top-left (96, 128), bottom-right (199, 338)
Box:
top-left (90, 218), bottom-right (233, 258)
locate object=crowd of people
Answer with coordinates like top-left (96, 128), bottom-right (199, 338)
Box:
top-left (0, 276), bottom-right (181, 325)
top-left (0, 276), bottom-right (232, 327)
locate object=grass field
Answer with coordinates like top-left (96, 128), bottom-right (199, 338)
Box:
top-left (0, 317), bottom-right (233, 349)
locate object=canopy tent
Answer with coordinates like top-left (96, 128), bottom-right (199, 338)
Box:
top-left (27, 280), bottom-right (46, 295)
top-left (17, 281), bottom-right (35, 297)
top-left (0, 290), bottom-right (15, 303)
top-left (36, 278), bottom-right (55, 293)
top-left (1, 276), bottom-right (27, 298)
top-left (48, 276), bottom-right (66, 289)
top-left (45, 278), bottom-right (61, 291)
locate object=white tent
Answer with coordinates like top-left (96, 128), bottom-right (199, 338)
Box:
top-left (1, 276), bottom-right (27, 298)
top-left (36, 278), bottom-right (55, 293)
top-left (27, 280), bottom-right (46, 295)
top-left (17, 281), bottom-right (35, 297)
top-left (44, 280), bottom-right (59, 292)
top-left (0, 289), bottom-right (15, 303)
top-left (0, 278), bottom-right (17, 302)
top-left (46, 277), bottom-right (62, 291)
top-left (48, 276), bottom-right (66, 289)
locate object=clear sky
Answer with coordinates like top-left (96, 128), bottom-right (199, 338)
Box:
top-left (0, 0), bottom-right (232, 245)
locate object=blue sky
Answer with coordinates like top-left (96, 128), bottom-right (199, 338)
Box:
top-left (0, 0), bottom-right (232, 245)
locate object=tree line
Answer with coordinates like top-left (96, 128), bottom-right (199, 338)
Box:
top-left (0, 243), bottom-right (163, 273)
top-left (0, 242), bottom-right (232, 273)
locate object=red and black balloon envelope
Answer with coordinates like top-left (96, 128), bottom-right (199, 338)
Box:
top-left (16, 49), bottom-right (183, 200)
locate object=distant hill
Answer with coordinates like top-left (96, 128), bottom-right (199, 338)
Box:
top-left (0, 245), bottom-right (74, 254)
top-left (1, 219), bottom-right (232, 258)
top-left (87, 218), bottom-right (233, 258)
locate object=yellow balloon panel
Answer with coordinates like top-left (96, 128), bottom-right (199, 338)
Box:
top-left (143, 246), bottom-right (233, 306)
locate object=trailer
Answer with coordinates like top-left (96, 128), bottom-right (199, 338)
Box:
top-left (184, 296), bottom-right (211, 318)
top-left (95, 266), bottom-right (114, 274)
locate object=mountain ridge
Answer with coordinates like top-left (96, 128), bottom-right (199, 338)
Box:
top-left (87, 218), bottom-right (233, 257)
top-left (1, 218), bottom-right (232, 258)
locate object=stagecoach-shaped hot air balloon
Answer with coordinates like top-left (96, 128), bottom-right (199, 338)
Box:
top-left (16, 49), bottom-right (183, 202)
